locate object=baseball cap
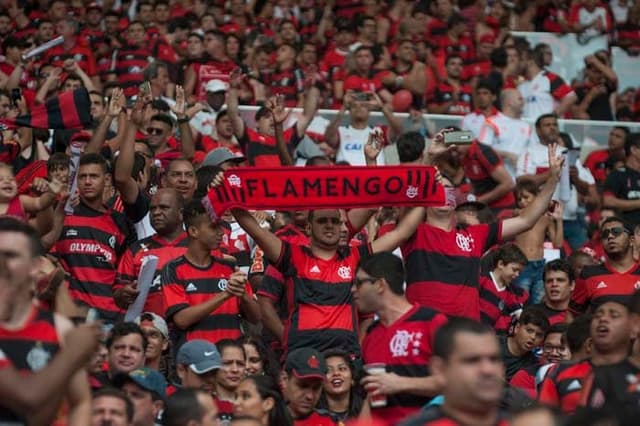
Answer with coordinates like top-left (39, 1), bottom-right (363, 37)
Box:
top-left (114, 367), bottom-right (167, 399)
top-left (176, 340), bottom-right (222, 374)
top-left (134, 312), bottom-right (169, 340)
top-left (202, 147), bottom-right (246, 167)
top-left (285, 348), bottom-right (327, 380)
top-left (205, 79), bottom-right (228, 93)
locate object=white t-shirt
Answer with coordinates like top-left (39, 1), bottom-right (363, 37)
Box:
top-left (336, 125), bottom-right (386, 166)
top-left (518, 70), bottom-right (574, 120)
top-left (478, 112), bottom-right (532, 178)
top-left (461, 112), bottom-right (487, 139)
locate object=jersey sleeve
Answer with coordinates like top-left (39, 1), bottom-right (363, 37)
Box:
top-left (548, 72), bottom-right (574, 101)
top-left (477, 143), bottom-right (503, 173)
top-left (257, 265), bottom-right (285, 301)
top-left (274, 241), bottom-right (295, 277)
top-left (602, 170), bottom-right (624, 198)
top-left (538, 364), bottom-right (561, 405)
top-left (162, 262), bottom-right (189, 320)
top-left (114, 247), bottom-right (136, 291)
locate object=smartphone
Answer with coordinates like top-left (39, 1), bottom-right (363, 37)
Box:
top-left (354, 92), bottom-right (372, 102)
top-left (85, 308), bottom-right (99, 323)
top-left (10, 88), bottom-right (21, 107)
top-left (444, 130), bottom-right (474, 145)
top-left (139, 81), bottom-right (151, 96)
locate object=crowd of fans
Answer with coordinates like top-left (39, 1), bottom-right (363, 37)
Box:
top-left (2, 0), bottom-right (640, 426)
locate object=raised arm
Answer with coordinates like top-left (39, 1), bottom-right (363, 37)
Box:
top-left (228, 68), bottom-right (247, 139)
top-left (324, 95), bottom-right (350, 149)
top-left (114, 93), bottom-right (146, 204)
top-left (345, 134), bottom-right (384, 230)
top-left (502, 144), bottom-right (563, 240)
top-left (172, 85), bottom-right (195, 160)
top-left (295, 86), bottom-right (320, 138)
top-left (268, 95), bottom-right (294, 166)
top-left (231, 207), bottom-right (283, 264)
top-left (371, 206), bottom-right (425, 253)
top-left (86, 87), bottom-right (123, 155)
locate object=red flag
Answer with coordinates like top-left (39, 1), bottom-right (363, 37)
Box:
top-left (0, 88), bottom-right (93, 131)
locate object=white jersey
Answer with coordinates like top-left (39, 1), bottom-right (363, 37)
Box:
top-left (518, 70), bottom-right (574, 120)
top-left (478, 112), bottom-right (531, 178)
top-left (461, 111), bottom-right (488, 139)
top-left (336, 125), bottom-right (386, 166)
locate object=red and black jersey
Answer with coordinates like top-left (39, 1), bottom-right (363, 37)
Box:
top-left (334, 0), bottom-right (365, 19)
top-left (583, 149), bottom-right (611, 183)
top-left (294, 410), bottom-right (337, 426)
top-left (579, 359), bottom-right (640, 409)
top-left (45, 43), bottom-right (97, 77)
top-left (238, 126), bottom-right (302, 167)
top-left (0, 304), bottom-right (60, 423)
top-left (479, 274), bottom-right (528, 334)
top-left (320, 47), bottom-right (349, 81)
top-left (603, 166), bottom-right (640, 225)
top-left (192, 59), bottom-right (236, 99)
top-left (430, 80), bottom-right (474, 115)
top-left (276, 241), bottom-right (371, 357)
top-left (0, 141), bottom-right (19, 165)
top-left (343, 70), bottom-right (385, 93)
top-left (114, 44), bottom-right (153, 96)
top-left (617, 22), bottom-right (640, 48)
top-left (251, 224), bottom-right (309, 278)
top-left (462, 141), bottom-right (516, 210)
top-left (362, 305), bottom-right (448, 425)
top-left (538, 359), bottom-right (593, 414)
top-left (434, 34), bottom-right (476, 63)
top-left (80, 28), bottom-right (109, 54)
top-left (115, 232), bottom-right (189, 317)
top-left (55, 202), bottom-right (133, 323)
top-left (532, 303), bottom-right (569, 325)
top-left (268, 67), bottom-right (305, 107)
top-left (162, 255), bottom-right (251, 344)
top-left (402, 221), bottom-right (502, 320)
top-left (214, 397), bottom-right (234, 423)
top-left (401, 405), bottom-right (510, 426)
top-left (509, 364), bottom-right (538, 399)
top-left (572, 262), bottom-right (640, 313)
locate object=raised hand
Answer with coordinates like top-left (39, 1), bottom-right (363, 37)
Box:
top-left (547, 143), bottom-right (564, 181)
top-left (171, 85), bottom-right (186, 119)
top-left (268, 94), bottom-right (290, 124)
top-left (364, 129), bottom-right (383, 163)
top-left (107, 88), bottom-right (124, 117)
top-left (427, 127), bottom-right (455, 160)
top-left (47, 178), bottom-right (64, 195)
top-left (229, 68), bottom-right (245, 89)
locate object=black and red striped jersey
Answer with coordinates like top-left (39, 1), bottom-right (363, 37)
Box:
top-left (532, 303), bottom-right (569, 326)
top-left (276, 241), bottom-right (371, 357)
top-left (0, 141), bottom-right (19, 165)
top-left (572, 262), bottom-right (640, 313)
top-left (401, 405), bottom-right (510, 426)
top-left (402, 222), bottom-right (502, 320)
top-left (429, 80), bottom-right (474, 115)
top-left (55, 202), bottom-right (133, 322)
top-left (115, 232), bottom-right (189, 317)
top-left (462, 142), bottom-right (516, 210)
top-left (45, 44), bottom-right (97, 77)
top-left (479, 274), bottom-right (528, 334)
top-left (538, 359), bottom-right (593, 414)
top-left (0, 304), bottom-right (60, 423)
top-left (267, 67), bottom-right (305, 108)
top-left (238, 126), bottom-right (301, 167)
top-left (251, 224), bottom-right (309, 278)
top-left (114, 41), bottom-right (175, 96)
top-left (162, 255), bottom-right (252, 344)
top-left (579, 359), bottom-right (640, 410)
top-left (362, 305), bottom-right (447, 425)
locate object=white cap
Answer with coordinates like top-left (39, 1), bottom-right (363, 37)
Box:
top-left (205, 79), bottom-right (228, 93)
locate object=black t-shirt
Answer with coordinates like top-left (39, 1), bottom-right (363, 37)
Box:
top-left (574, 81), bottom-right (616, 121)
top-left (603, 166), bottom-right (640, 226)
top-left (583, 359), bottom-right (640, 411)
top-left (499, 335), bottom-right (539, 381)
top-left (123, 189), bottom-right (150, 224)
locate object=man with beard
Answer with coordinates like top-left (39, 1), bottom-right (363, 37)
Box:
top-left (401, 318), bottom-right (510, 426)
top-left (573, 217), bottom-right (640, 312)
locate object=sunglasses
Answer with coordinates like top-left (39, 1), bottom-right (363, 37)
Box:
top-left (146, 127), bottom-right (164, 135)
top-left (601, 226), bottom-right (628, 239)
top-left (353, 276), bottom-right (377, 288)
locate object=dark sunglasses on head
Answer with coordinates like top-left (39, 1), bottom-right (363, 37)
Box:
top-left (601, 226), bottom-right (628, 239)
top-left (146, 127), bottom-right (163, 135)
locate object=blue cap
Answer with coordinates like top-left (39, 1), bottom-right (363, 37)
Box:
top-left (114, 367), bottom-right (167, 399)
top-left (176, 340), bottom-right (222, 374)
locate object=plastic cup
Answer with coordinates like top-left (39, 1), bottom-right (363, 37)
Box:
top-left (364, 363), bottom-right (387, 408)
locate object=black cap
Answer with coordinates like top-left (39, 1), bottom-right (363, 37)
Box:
top-left (285, 348), bottom-right (327, 380)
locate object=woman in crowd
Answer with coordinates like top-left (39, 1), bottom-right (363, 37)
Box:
top-left (316, 349), bottom-right (364, 423)
top-left (233, 375), bottom-right (292, 426)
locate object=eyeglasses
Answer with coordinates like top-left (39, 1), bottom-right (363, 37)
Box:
top-left (354, 276), bottom-right (377, 288)
top-left (601, 227), bottom-right (628, 239)
top-left (314, 217), bottom-right (342, 225)
top-left (543, 344), bottom-right (566, 353)
top-left (146, 127), bottom-right (164, 135)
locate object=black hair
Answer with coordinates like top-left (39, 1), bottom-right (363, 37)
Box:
top-left (92, 388), bottom-right (135, 422)
top-left (396, 131), bottom-right (425, 163)
top-left (0, 217), bottom-right (44, 257)
top-left (47, 152), bottom-right (70, 173)
top-left (491, 243), bottom-right (528, 269)
top-left (195, 165), bottom-right (222, 199)
top-left (543, 259), bottom-right (575, 283)
top-left (558, 132), bottom-right (574, 149)
top-left (241, 375), bottom-right (293, 426)
top-left (182, 198), bottom-right (209, 229)
top-left (515, 179), bottom-right (539, 199)
top-left (566, 314), bottom-right (592, 354)
top-left (305, 156), bottom-right (331, 166)
top-left (255, 106), bottom-right (270, 121)
top-left (237, 335), bottom-right (281, 383)
top-left (216, 339), bottom-right (246, 360)
top-left (151, 99), bottom-right (171, 112)
top-left (628, 289), bottom-right (640, 315)
top-left (163, 388), bottom-right (207, 426)
top-left (490, 47), bottom-right (507, 68)
top-left (433, 317), bottom-right (496, 359)
top-left (546, 323), bottom-right (569, 346)
top-left (600, 216), bottom-right (633, 234)
top-left (79, 152), bottom-right (107, 172)
top-left (357, 252), bottom-right (405, 296)
top-left (106, 322), bottom-right (148, 352)
top-left (624, 132), bottom-right (640, 157)
top-left (150, 113), bottom-right (174, 129)
top-left (476, 79), bottom-right (497, 95)
top-left (517, 306), bottom-right (550, 334)
top-left (535, 113), bottom-right (558, 129)
top-left (317, 349), bottom-right (364, 418)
